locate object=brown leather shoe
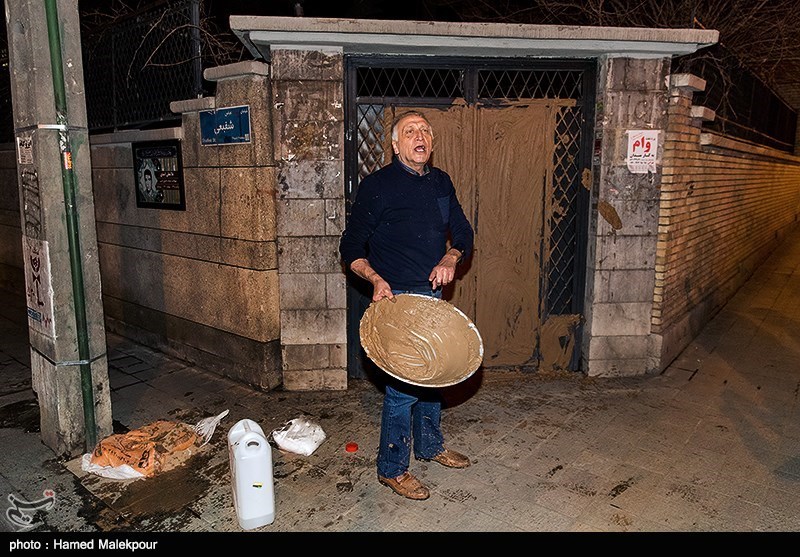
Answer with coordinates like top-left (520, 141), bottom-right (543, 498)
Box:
top-left (424, 448), bottom-right (471, 468)
top-left (378, 471), bottom-right (430, 500)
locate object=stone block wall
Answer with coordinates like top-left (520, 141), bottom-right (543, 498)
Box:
top-left (270, 49), bottom-right (348, 391)
top-left (656, 74), bottom-right (800, 366)
top-left (6, 55), bottom-right (349, 395)
top-left (94, 61), bottom-right (282, 392)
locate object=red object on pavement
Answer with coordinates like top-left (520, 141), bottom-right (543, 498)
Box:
top-left (345, 442), bottom-right (358, 453)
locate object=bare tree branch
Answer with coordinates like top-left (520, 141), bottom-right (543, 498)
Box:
top-left (426, 0), bottom-right (800, 89)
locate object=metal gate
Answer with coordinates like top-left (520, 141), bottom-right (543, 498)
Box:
top-left (344, 56), bottom-right (596, 378)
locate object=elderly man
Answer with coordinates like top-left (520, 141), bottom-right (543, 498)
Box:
top-left (339, 110), bottom-right (475, 500)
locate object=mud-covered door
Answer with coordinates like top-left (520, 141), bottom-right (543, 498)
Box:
top-left (474, 102), bottom-right (551, 366)
top-left (382, 101), bottom-right (578, 369)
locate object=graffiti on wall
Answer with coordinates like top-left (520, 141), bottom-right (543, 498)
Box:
top-left (23, 237), bottom-right (55, 338)
top-left (20, 169), bottom-right (42, 240)
top-left (17, 162), bottom-right (55, 337)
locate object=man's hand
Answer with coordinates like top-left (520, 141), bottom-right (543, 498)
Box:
top-left (429, 248), bottom-right (462, 289)
top-left (350, 258), bottom-right (395, 302)
top-left (371, 278), bottom-right (394, 302)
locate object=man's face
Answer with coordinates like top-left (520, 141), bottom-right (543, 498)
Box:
top-left (144, 174), bottom-right (153, 190)
top-left (392, 114), bottom-right (433, 173)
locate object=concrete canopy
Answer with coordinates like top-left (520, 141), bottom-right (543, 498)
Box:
top-left (230, 16), bottom-right (719, 60)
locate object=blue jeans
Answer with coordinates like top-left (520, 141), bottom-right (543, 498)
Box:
top-left (377, 288), bottom-right (444, 479)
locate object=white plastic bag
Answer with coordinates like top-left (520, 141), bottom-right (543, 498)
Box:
top-left (80, 453), bottom-right (145, 480)
top-left (271, 417), bottom-right (326, 456)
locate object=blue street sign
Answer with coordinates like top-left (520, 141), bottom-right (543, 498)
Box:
top-left (200, 105), bottom-right (252, 145)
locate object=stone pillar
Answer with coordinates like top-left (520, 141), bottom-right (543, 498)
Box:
top-left (5, 0), bottom-right (112, 456)
top-left (582, 57), bottom-right (671, 377)
top-left (270, 48), bottom-right (347, 390)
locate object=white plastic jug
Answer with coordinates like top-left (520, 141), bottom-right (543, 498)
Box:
top-left (227, 419), bottom-right (275, 529)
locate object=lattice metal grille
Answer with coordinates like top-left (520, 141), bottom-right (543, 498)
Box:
top-left (357, 67), bottom-right (465, 99)
top-left (478, 69), bottom-right (583, 99)
top-left (82, 0), bottom-right (204, 131)
top-left (358, 104), bottom-right (386, 179)
top-left (548, 106), bottom-right (583, 315)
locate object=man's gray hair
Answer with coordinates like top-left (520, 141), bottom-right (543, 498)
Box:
top-left (391, 110), bottom-right (433, 142)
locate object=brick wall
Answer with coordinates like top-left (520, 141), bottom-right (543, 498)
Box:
top-left (656, 74), bottom-right (800, 365)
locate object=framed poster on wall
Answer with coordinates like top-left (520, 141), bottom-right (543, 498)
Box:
top-left (132, 139), bottom-right (186, 210)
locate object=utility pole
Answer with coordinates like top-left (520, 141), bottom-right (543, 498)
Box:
top-left (5, 0), bottom-right (112, 457)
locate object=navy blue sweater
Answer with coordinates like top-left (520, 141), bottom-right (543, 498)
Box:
top-left (339, 160), bottom-right (474, 291)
